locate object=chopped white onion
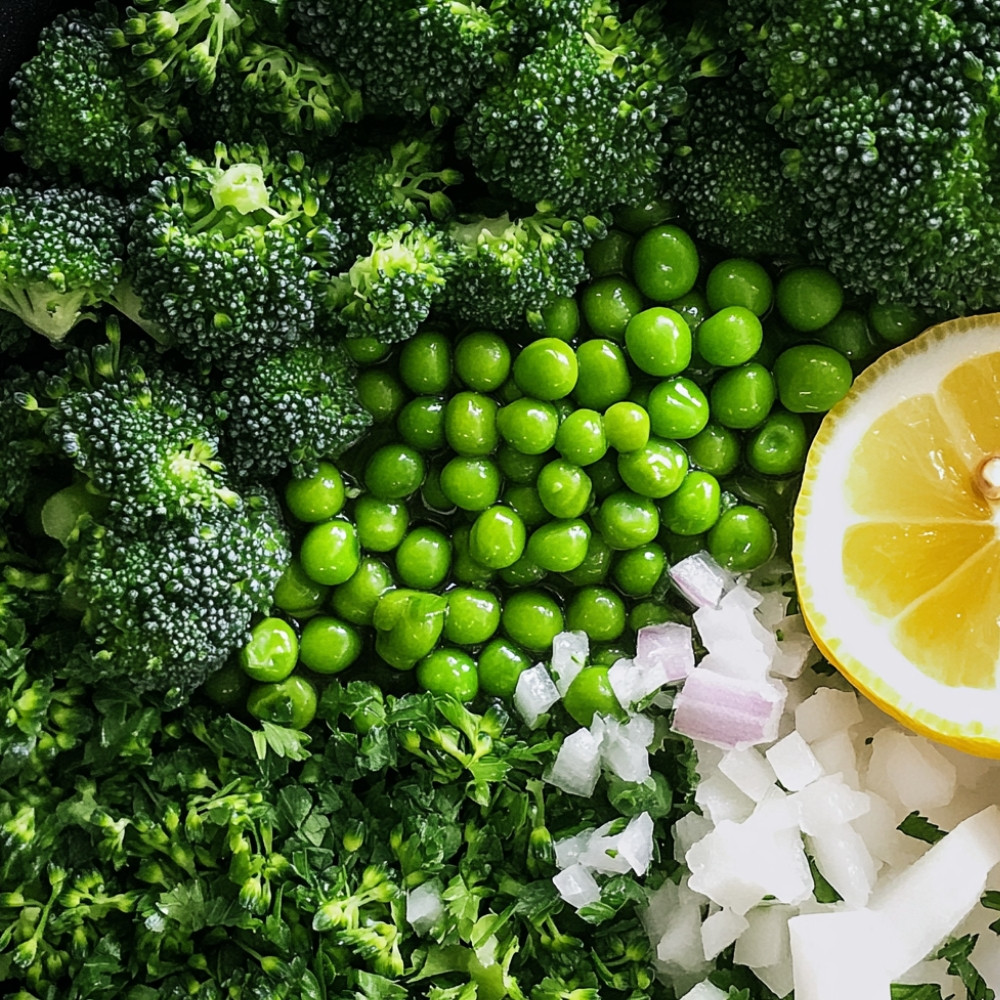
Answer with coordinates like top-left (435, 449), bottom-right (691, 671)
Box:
top-left (700, 906), bottom-right (749, 961)
top-left (765, 731), bottom-right (825, 791)
top-left (552, 863), bottom-right (601, 909)
top-left (551, 630), bottom-right (589, 695)
top-left (513, 662), bottom-right (560, 729)
top-left (794, 688), bottom-right (863, 744)
top-left (678, 982), bottom-right (729, 1000)
top-left (718, 747), bottom-right (778, 803)
top-left (405, 881), bottom-right (444, 935)
top-left (545, 727), bottom-right (601, 797)
top-left (618, 811), bottom-right (655, 876)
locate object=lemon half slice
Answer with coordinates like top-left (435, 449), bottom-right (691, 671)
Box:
top-left (793, 315), bottom-right (1000, 757)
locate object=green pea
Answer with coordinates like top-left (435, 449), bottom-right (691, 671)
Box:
top-left (745, 409), bottom-right (808, 476)
top-left (617, 437), bottom-right (688, 499)
top-left (772, 345), bottom-right (853, 414)
top-left (574, 339), bottom-right (632, 410)
top-left (710, 363), bottom-right (776, 429)
top-left (330, 556), bottom-right (394, 625)
top-left (593, 489), bottom-right (660, 550)
top-left (478, 638), bottom-right (531, 698)
top-left (247, 675), bottom-right (318, 730)
top-left (397, 396), bottom-right (447, 452)
top-left (614, 196), bottom-right (676, 233)
top-left (663, 530), bottom-right (709, 565)
top-left (398, 330), bottom-right (452, 394)
top-left (285, 460), bottom-right (346, 522)
top-left (395, 526), bottom-right (452, 590)
top-left (503, 484), bottom-right (549, 529)
top-left (358, 368), bottom-right (407, 423)
top-left (513, 338), bottom-right (578, 400)
top-left (498, 555), bottom-right (548, 587)
top-left (705, 258), bottom-right (774, 316)
top-left (555, 409), bottom-right (607, 466)
top-left (580, 275), bottom-right (644, 341)
top-left (868, 302), bottom-right (927, 345)
top-left (299, 616), bottom-right (362, 675)
top-left (344, 336), bottom-right (390, 365)
top-left (451, 525), bottom-right (495, 588)
top-left (628, 601), bottom-right (677, 632)
top-left (444, 391), bottom-right (499, 456)
top-left (587, 454), bottom-right (625, 501)
top-left (562, 665), bottom-right (623, 726)
top-left (565, 587), bottom-right (626, 642)
top-left (454, 330), bottom-right (512, 392)
top-left (776, 267), bottom-right (843, 333)
top-left (660, 470), bottom-right (722, 535)
top-left (816, 308), bottom-right (879, 362)
top-left (273, 558), bottom-right (329, 618)
top-left (203, 661), bottom-right (249, 708)
top-left (439, 455), bottom-right (502, 511)
top-left (686, 422), bottom-right (741, 477)
top-left (631, 224), bottom-right (699, 302)
top-left (373, 589), bottom-right (448, 670)
top-left (444, 588), bottom-right (502, 646)
top-left (624, 307), bottom-right (693, 376)
top-left (646, 377), bottom-right (710, 439)
top-left (696, 306), bottom-right (764, 367)
top-left (497, 397), bottom-right (560, 455)
top-left (538, 296), bottom-right (581, 342)
top-left (496, 443), bottom-right (549, 484)
top-left (611, 543), bottom-right (666, 598)
top-left (468, 505), bottom-right (527, 569)
top-left (300, 518), bottom-right (361, 586)
top-left (241, 617), bottom-right (299, 682)
top-left (707, 505), bottom-right (776, 572)
top-left (536, 459), bottom-right (593, 519)
top-left (416, 648), bottom-right (479, 701)
top-left (585, 228), bottom-right (634, 277)
top-left (495, 377), bottom-right (524, 405)
top-left (420, 460), bottom-right (455, 514)
top-left (561, 530), bottom-right (614, 587)
top-left (669, 290), bottom-right (709, 332)
top-left (364, 443), bottom-right (425, 499)
top-left (354, 495), bottom-right (408, 552)
top-left (526, 518), bottom-right (592, 573)
top-left (754, 314), bottom-right (802, 370)
top-left (603, 401), bottom-right (651, 453)
top-left (502, 590), bottom-right (564, 651)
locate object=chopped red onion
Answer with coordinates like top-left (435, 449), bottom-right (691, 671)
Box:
top-left (635, 622), bottom-right (695, 684)
top-left (669, 551), bottom-right (734, 609)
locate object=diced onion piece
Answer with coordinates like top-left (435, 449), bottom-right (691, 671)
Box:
top-left (718, 747), bottom-right (777, 803)
top-left (513, 663), bottom-right (560, 729)
top-left (765, 731), bottom-right (824, 791)
top-left (553, 863), bottom-right (601, 909)
top-left (669, 551), bottom-right (733, 609)
top-left (406, 881), bottom-right (444, 935)
top-left (806, 822), bottom-right (878, 908)
top-left (635, 622), bottom-right (695, 684)
top-left (551, 630), bottom-right (589, 695)
top-left (545, 727), bottom-right (601, 797)
top-left (679, 981), bottom-right (730, 1000)
top-left (618, 811), bottom-right (655, 876)
top-left (701, 907), bottom-right (749, 961)
top-left (794, 688), bottom-right (864, 743)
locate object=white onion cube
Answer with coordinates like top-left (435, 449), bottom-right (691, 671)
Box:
top-left (546, 727), bottom-right (601, 797)
top-left (406, 881), bottom-right (444, 934)
top-left (807, 822), bottom-right (878, 908)
top-left (792, 774), bottom-right (871, 835)
top-left (809, 730), bottom-right (860, 789)
top-left (618, 811), bottom-right (655, 875)
top-left (600, 714), bottom-right (654, 783)
top-left (733, 903), bottom-right (794, 970)
top-left (694, 771), bottom-right (755, 825)
top-left (866, 729), bottom-right (957, 813)
top-left (766, 731), bottom-right (824, 791)
top-left (700, 907), bottom-right (749, 960)
top-left (794, 687), bottom-right (863, 743)
top-left (513, 663), bottom-right (560, 729)
top-left (553, 863), bottom-right (601, 909)
top-left (678, 982), bottom-right (729, 1000)
top-left (718, 747), bottom-right (777, 803)
top-left (551, 631), bottom-right (589, 694)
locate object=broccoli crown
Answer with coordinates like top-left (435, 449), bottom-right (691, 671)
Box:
top-left (326, 224), bottom-right (454, 345)
top-left (128, 142), bottom-right (344, 367)
top-left (489, 0), bottom-right (591, 56)
top-left (293, 0), bottom-right (501, 122)
top-left (664, 74), bottom-right (803, 258)
top-left (0, 182), bottom-right (125, 343)
top-left (0, 372), bottom-right (54, 519)
top-left (63, 500), bottom-right (289, 701)
top-left (443, 211), bottom-right (599, 330)
top-left (457, 4), bottom-right (689, 214)
top-left (4, 3), bottom-right (161, 187)
top-left (215, 337), bottom-right (373, 480)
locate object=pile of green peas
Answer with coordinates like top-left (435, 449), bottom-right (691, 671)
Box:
top-left (231, 200), bottom-right (932, 724)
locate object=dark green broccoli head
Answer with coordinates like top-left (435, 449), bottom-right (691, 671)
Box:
top-left (293, 0), bottom-right (501, 122)
top-left (444, 211), bottom-right (599, 330)
top-left (0, 182), bottom-right (125, 343)
top-left (326, 224), bottom-right (454, 345)
top-left (4, 3), bottom-right (162, 186)
top-left (128, 142), bottom-right (344, 367)
top-left (489, 0), bottom-right (590, 56)
top-left (215, 337), bottom-right (373, 481)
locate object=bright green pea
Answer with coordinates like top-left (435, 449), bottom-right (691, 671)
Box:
top-left (616, 437), bottom-right (688, 499)
top-left (478, 638), bottom-right (531, 698)
top-left (284, 461), bottom-right (345, 522)
top-left (397, 330), bottom-right (452, 394)
top-left (397, 396), bottom-right (447, 451)
top-left (614, 196), bottom-right (675, 233)
top-left (816, 308), bottom-right (879, 362)
top-left (696, 306), bottom-right (764, 367)
top-left (395, 526), bottom-right (451, 590)
top-left (585, 228), bottom-right (634, 277)
top-left (561, 531), bottom-right (614, 586)
top-left (416, 648), bottom-right (479, 701)
top-left (497, 398), bottom-right (560, 455)
top-left (353, 495), bottom-right (408, 552)
top-left (299, 616), bottom-right (362, 675)
top-left (357, 369), bottom-right (407, 423)
top-left (776, 267), bottom-right (843, 333)
top-left (745, 410), bottom-right (808, 476)
top-left (660, 470), bottom-right (722, 535)
top-left (581, 275), bottom-right (645, 341)
top-left (454, 330), bottom-right (511, 392)
top-left (628, 601), bottom-right (677, 632)
top-left (646, 377), bottom-right (711, 439)
top-left (536, 459), bottom-right (593, 519)
top-left (631, 224), bottom-right (699, 302)
top-left (468, 505), bottom-right (527, 569)
top-left (772, 345), bottom-right (853, 414)
top-left (444, 391), bottom-right (499, 456)
top-left (496, 443), bottom-right (549, 484)
top-left (555, 409), bottom-right (607, 466)
top-left (526, 518), bottom-right (591, 573)
top-left (686, 422), bottom-right (741, 477)
top-left (574, 339), bottom-right (632, 410)
top-left (705, 258), bottom-right (774, 316)
top-left (373, 589), bottom-right (448, 670)
top-left (420, 460), bottom-right (454, 514)
top-left (593, 489), bottom-right (660, 550)
top-left (343, 336), bottom-right (390, 365)
top-left (330, 556), bottom-right (394, 625)
top-left (868, 302), bottom-right (927, 345)
top-left (624, 307), bottom-right (693, 376)
top-left (707, 505), bottom-right (776, 573)
top-left (503, 484), bottom-right (549, 528)
top-left (451, 525), bottom-right (495, 588)
top-left (565, 587), bottom-right (626, 643)
top-left (538, 296), bottom-right (581, 342)
top-left (669, 290), bottom-right (709, 332)
top-left (300, 518), bottom-right (361, 586)
top-left (495, 377), bottom-right (524, 405)
top-left (364, 443), bottom-right (425, 499)
top-left (513, 339), bottom-right (578, 400)
top-left (611, 543), bottom-right (666, 598)
top-left (498, 555), bottom-right (548, 587)
top-left (439, 455), bottom-right (502, 511)
top-left (562, 665), bottom-right (623, 726)
top-left (710, 363), bottom-right (776, 429)
top-left (501, 590), bottom-right (564, 651)
top-left (603, 401), bottom-right (650, 453)
top-left (247, 675), bottom-right (318, 730)
top-left (240, 617), bottom-right (298, 682)
top-left (273, 558), bottom-right (329, 618)
top-left (444, 588), bottom-right (502, 646)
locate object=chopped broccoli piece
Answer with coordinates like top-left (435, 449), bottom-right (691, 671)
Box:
top-left (488, 0), bottom-right (591, 55)
top-left (0, 181), bottom-right (125, 343)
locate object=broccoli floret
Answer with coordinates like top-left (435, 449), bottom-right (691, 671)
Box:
top-left (62, 499), bottom-right (289, 701)
top-left (325, 224), bottom-right (454, 345)
top-left (0, 182), bottom-right (125, 343)
top-left (214, 337), bottom-right (373, 481)
top-left (0, 373), bottom-right (56, 520)
top-left (293, 0), bottom-right (501, 122)
top-left (443, 211), bottom-right (600, 330)
top-left (127, 141), bottom-right (344, 367)
top-left (663, 74), bottom-right (803, 257)
top-left (488, 0), bottom-right (590, 55)
top-left (457, 3), bottom-right (691, 215)
top-left (4, 3), bottom-right (166, 187)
